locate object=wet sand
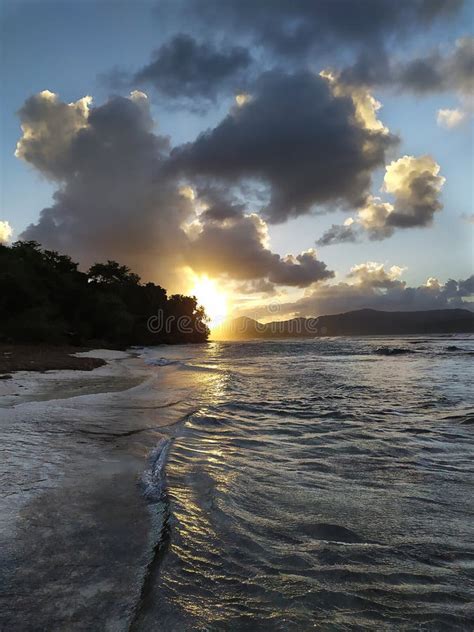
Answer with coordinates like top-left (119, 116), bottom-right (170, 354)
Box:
top-left (0, 344), bottom-right (106, 376)
top-left (0, 348), bottom-right (196, 631)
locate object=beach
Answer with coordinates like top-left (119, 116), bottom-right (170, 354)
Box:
top-left (1, 338), bottom-right (473, 630)
top-left (0, 347), bottom-right (196, 631)
top-left (3, 0), bottom-right (473, 628)
top-left (0, 344), bottom-right (107, 376)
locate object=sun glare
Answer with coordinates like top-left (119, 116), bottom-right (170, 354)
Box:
top-left (190, 276), bottom-right (228, 329)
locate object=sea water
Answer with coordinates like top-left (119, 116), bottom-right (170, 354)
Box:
top-left (1, 337), bottom-right (473, 630)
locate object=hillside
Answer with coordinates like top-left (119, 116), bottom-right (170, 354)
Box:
top-left (212, 308), bottom-right (474, 340)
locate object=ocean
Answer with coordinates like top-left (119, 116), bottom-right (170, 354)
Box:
top-left (1, 336), bottom-right (473, 631)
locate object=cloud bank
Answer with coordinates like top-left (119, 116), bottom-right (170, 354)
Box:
top-left (242, 263), bottom-right (474, 319)
top-left (131, 34), bottom-right (252, 106)
top-left (13, 1), bottom-right (470, 307)
top-left (18, 90), bottom-right (332, 291)
top-left (186, 205), bottom-right (333, 286)
top-left (18, 90), bottom-right (192, 286)
top-left (155, 0), bottom-right (462, 61)
top-left (171, 70), bottom-right (397, 223)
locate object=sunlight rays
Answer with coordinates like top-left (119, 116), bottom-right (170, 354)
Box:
top-left (190, 275), bottom-right (228, 329)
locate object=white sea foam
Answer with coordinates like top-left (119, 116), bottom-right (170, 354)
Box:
top-left (140, 438), bottom-right (172, 502)
top-left (74, 348), bottom-right (132, 360)
top-left (145, 357), bottom-right (180, 367)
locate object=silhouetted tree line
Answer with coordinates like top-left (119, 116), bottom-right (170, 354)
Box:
top-left (0, 241), bottom-right (209, 346)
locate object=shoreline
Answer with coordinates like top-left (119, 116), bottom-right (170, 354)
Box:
top-left (0, 346), bottom-right (191, 630)
top-left (0, 344), bottom-right (107, 376)
top-left (2, 339), bottom-right (473, 629)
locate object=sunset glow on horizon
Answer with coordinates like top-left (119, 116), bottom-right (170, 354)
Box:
top-left (190, 275), bottom-right (229, 329)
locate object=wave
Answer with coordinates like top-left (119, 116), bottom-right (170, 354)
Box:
top-left (140, 438), bottom-right (172, 503)
top-left (126, 340), bottom-right (474, 629)
top-left (180, 362), bottom-right (223, 373)
top-left (373, 347), bottom-right (416, 356)
top-left (441, 410), bottom-right (474, 425)
top-left (131, 438), bottom-right (173, 631)
top-left (145, 357), bottom-right (182, 367)
top-left (408, 339), bottom-right (433, 344)
top-left (443, 345), bottom-right (474, 356)
top-left (299, 522), bottom-right (376, 544)
top-left (144, 357), bottom-right (225, 376)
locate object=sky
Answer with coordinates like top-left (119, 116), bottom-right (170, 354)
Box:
top-left (1, 0), bottom-right (473, 324)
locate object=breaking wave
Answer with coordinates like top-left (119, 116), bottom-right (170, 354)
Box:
top-left (140, 438), bottom-right (172, 503)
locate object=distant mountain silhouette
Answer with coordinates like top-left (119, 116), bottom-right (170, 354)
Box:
top-left (213, 309), bottom-right (474, 340)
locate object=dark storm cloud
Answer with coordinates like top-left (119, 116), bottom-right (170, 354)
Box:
top-left (338, 51), bottom-right (392, 87)
top-left (235, 279), bottom-right (277, 295)
top-left (194, 187), bottom-right (247, 222)
top-left (132, 34), bottom-right (252, 102)
top-left (17, 91), bottom-right (192, 284)
top-left (340, 36), bottom-right (474, 96)
top-left (187, 200), bottom-right (334, 287)
top-left (170, 70), bottom-right (397, 223)
top-left (396, 54), bottom-right (446, 92)
top-left (17, 91), bottom-right (334, 289)
top-left (104, 2), bottom-right (465, 109)
top-left (15, 91), bottom-right (92, 180)
top-left (398, 36), bottom-right (473, 95)
top-left (155, 0), bottom-right (463, 60)
top-left (270, 250), bottom-right (334, 287)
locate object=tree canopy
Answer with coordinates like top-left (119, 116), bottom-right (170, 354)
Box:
top-left (0, 241), bottom-right (209, 346)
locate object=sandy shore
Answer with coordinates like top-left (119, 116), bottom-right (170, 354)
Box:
top-left (0, 346), bottom-right (201, 631)
top-left (0, 344), bottom-right (107, 376)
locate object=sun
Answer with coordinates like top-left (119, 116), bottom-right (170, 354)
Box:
top-left (190, 275), bottom-right (228, 329)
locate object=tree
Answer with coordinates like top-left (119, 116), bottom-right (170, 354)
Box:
top-left (0, 242), bottom-right (209, 346)
top-left (88, 261), bottom-right (140, 285)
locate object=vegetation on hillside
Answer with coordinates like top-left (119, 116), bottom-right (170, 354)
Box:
top-left (0, 241), bottom-right (209, 346)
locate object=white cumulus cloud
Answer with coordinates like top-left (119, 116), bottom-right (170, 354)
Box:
top-left (0, 220), bottom-right (13, 244)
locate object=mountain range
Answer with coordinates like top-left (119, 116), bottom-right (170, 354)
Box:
top-left (212, 308), bottom-right (474, 340)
